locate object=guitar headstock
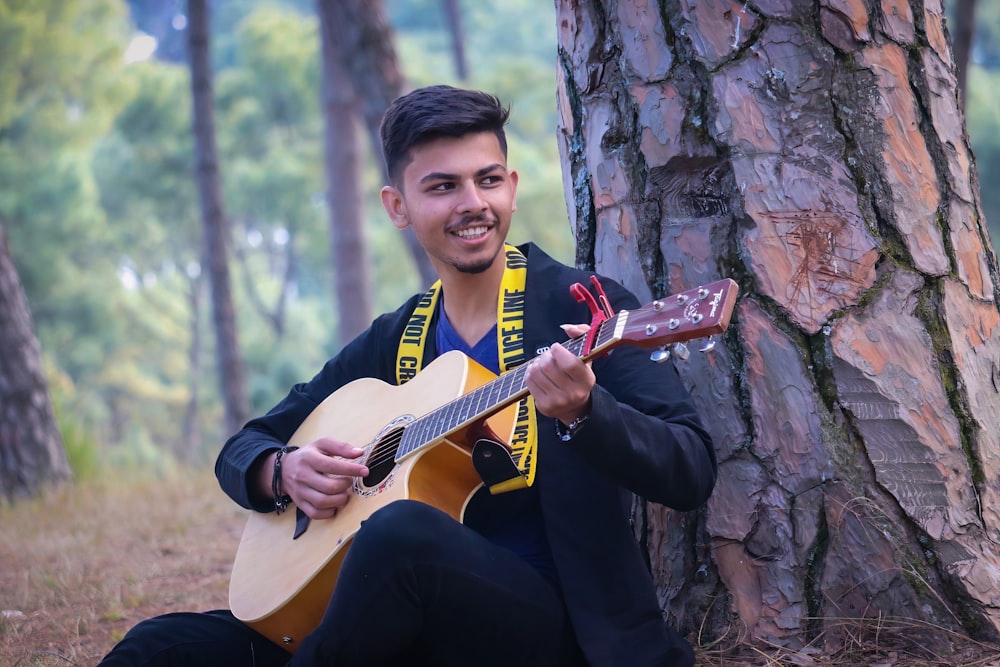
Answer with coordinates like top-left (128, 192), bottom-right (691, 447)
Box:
top-left (615, 278), bottom-right (739, 349)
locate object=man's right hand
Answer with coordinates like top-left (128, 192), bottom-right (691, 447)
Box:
top-left (259, 439), bottom-right (369, 520)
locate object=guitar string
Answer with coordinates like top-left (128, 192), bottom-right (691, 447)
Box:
top-left (359, 359), bottom-right (533, 472)
top-left (360, 320), bottom-right (619, 471)
top-left (358, 317), bottom-right (620, 472)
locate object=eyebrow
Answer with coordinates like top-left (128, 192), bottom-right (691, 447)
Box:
top-left (418, 163), bottom-right (505, 185)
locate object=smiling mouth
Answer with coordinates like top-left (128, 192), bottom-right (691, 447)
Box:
top-left (453, 225), bottom-right (490, 239)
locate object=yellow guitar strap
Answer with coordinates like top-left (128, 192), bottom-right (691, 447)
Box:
top-left (395, 244), bottom-right (537, 491)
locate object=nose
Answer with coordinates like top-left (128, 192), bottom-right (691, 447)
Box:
top-left (456, 182), bottom-right (487, 215)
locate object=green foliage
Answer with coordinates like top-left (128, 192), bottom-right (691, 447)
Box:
top-left (7, 0), bottom-right (998, 474)
top-left (217, 6), bottom-right (329, 300)
top-left (0, 0), bottom-right (133, 364)
top-left (105, 422), bottom-right (178, 474)
top-left (0, 0), bottom-right (557, 469)
top-left (93, 60), bottom-right (197, 265)
top-left (56, 402), bottom-right (101, 482)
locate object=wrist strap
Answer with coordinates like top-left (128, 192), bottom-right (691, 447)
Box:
top-left (271, 445), bottom-right (299, 514)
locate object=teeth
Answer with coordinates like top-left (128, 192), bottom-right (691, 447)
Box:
top-left (455, 226), bottom-right (488, 238)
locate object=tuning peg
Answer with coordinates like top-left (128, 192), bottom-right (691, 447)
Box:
top-left (699, 337), bottom-right (716, 352)
top-left (650, 347), bottom-right (670, 363)
top-left (671, 342), bottom-right (690, 360)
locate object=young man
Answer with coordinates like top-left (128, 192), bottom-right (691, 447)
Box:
top-left (100, 85), bottom-right (717, 667)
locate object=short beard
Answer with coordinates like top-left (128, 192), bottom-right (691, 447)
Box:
top-left (450, 214), bottom-right (501, 274)
top-left (454, 259), bottom-right (494, 274)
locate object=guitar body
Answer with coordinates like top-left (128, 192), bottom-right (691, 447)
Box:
top-left (228, 351), bottom-right (512, 651)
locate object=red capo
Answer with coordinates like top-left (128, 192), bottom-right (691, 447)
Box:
top-left (569, 275), bottom-right (615, 356)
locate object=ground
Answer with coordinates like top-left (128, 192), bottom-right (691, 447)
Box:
top-left (1, 469), bottom-right (242, 666)
top-left (2, 469), bottom-right (999, 666)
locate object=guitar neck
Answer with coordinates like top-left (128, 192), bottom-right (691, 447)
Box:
top-left (396, 278), bottom-right (738, 459)
top-left (396, 319), bottom-right (621, 459)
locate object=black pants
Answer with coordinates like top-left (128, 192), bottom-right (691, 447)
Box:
top-left (99, 500), bottom-right (586, 666)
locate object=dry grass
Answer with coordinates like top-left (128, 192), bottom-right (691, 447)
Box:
top-left (0, 468), bottom-right (246, 666)
top-left (2, 469), bottom-right (1000, 666)
top-left (696, 618), bottom-right (1000, 666)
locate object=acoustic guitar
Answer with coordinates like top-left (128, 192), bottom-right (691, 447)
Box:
top-left (228, 278), bottom-right (739, 650)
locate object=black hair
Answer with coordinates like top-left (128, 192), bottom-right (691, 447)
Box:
top-left (379, 85), bottom-right (510, 185)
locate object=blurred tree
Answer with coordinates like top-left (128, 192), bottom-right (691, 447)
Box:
top-left (188, 0), bottom-right (249, 436)
top-left (212, 7), bottom-right (354, 416)
top-left (0, 217), bottom-right (70, 500)
top-left (93, 60), bottom-right (210, 460)
top-left (558, 0), bottom-right (1000, 659)
top-left (320, 0), bottom-right (437, 289)
top-left (316, 0), bottom-right (374, 346)
top-left (441, 0), bottom-right (468, 81)
top-left (0, 0), bottom-right (133, 459)
top-left (0, 0), bottom-right (129, 334)
top-left (0, 0), bottom-right (574, 464)
top-left (953, 0), bottom-right (977, 105)
top-left (216, 7), bottom-right (322, 336)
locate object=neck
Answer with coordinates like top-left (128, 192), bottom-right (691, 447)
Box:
top-left (439, 263), bottom-right (505, 347)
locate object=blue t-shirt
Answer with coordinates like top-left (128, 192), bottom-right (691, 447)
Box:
top-left (435, 308), bottom-right (558, 585)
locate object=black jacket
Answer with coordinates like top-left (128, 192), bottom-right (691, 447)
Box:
top-left (216, 243), bottom-right (717, 666)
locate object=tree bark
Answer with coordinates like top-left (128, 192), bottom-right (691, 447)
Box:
top-left (0, 218), bottom-right (70, 501)
top-left (188, 0), bottom-right (249, 436)
top-left (317, 0), bottom-right (375, 347)
top-left (316, 0), bottom-right (437, 289)
top-left (556, 0), bottom-right (1000, 655)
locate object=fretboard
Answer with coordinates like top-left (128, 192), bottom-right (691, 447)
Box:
top-left (395, 312), bottom-right (623, 458)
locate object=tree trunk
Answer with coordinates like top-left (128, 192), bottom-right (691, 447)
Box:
top-left (0, 218), bottom-right (70, 501)
top-left (316, 0), bottom-right (437, 289)
top-left (317, 0), bottom-right (375, 347)
top-left (181, 269), bottom-right (203, 464)
top-left (556, 0), bottom-right (1000, 656)
top-left (188, 0), bottom-right (249, 437)
top-left (442, 0), bottom-right (469, 81)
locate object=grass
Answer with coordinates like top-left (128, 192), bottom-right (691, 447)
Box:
top-left (0, 468), bottom-right (246, 666)
top-left (3, 468), bottom-right (1000, 666)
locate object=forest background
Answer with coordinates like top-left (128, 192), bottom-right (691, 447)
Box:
top-left (3, 0), bottom-right (999, 476)
top-left (3, 0), bottom-right (581, 473)
top-left (3, 0), bottom-right (1000, 663)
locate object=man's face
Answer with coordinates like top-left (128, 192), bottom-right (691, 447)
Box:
top-left (381, 131), bottom-right (519, 279)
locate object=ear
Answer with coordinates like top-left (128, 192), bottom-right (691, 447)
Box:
top-left (380, 185), bottom-right (409, 230)
top-left (509, 169), bottom-right (519, 213)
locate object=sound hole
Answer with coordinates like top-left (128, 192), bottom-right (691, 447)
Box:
top-left (361, 426), bottom-right (405, 488)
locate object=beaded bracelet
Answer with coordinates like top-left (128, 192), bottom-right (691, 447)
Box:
top-left (555, 414), bottom-right (590, 442)
top-left (271, 445), bottom-right (299, 514)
